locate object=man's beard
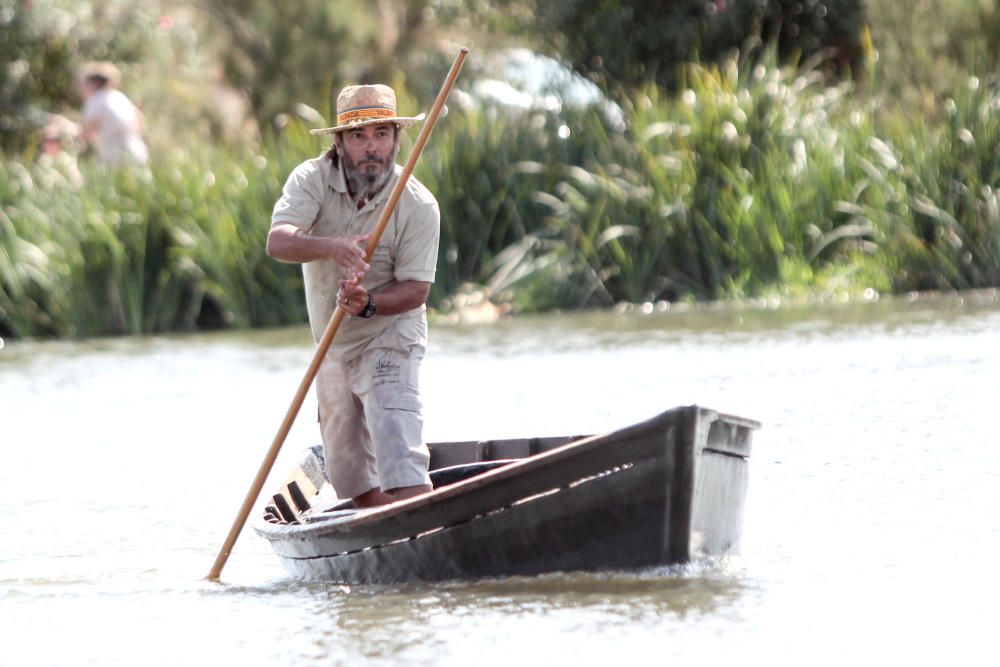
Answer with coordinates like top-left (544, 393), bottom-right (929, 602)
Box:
top-left (341, 144), bottom-right (399, 198)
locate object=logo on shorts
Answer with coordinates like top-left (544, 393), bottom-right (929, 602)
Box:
top-left (374, 350), bottom-right (401, 378)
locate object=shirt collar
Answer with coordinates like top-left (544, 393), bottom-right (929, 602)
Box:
top-left (327, 155), bottom-right (348, 194)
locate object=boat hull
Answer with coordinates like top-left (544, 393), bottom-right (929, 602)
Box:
top-left (254, 405), bottom-right (758, 583)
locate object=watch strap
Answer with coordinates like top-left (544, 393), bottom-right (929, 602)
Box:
top-left (359, 294), bottom-right (376, 318)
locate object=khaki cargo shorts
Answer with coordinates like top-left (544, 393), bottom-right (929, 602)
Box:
top-left (315, 325), bottom-right (431, 499)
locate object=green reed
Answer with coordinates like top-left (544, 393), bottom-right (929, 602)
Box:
top-left (0, 126), bottom-right (315, 338)
top-left (3, 59), bottom-right (1000, 337)
top-left (472, 58), bottom-right (1000, 309)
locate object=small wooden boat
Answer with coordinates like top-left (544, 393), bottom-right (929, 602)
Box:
top-left (254, 404), bottom-right (760, 583)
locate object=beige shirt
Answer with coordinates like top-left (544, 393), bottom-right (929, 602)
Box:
top-left (271, 153), bottom-right (440, 360)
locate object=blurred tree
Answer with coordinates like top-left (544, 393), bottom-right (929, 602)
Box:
top-left (455, 0), bottom-right (867, 97)
top-left (0, 0), bottom-right (470, 154)
top-left (196, 0), bottom-right (445, 130)
top-left (196, 1), bottom-right (351, 130)
top-left (759, 0), bottom-right (868, 75)
top-left (866, 0), bottom-right (1000, 115)
top-left (0, 0), bottom-right (159, 153)
top-left (0, 5), bottom-right (66, 151)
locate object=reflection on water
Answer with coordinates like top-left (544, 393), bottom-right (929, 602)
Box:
top-left (198, 567), bottom-right (748, 664)
top-left (2, 291), bottom-right (999, 665)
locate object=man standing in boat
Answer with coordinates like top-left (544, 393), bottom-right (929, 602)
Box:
top-left (267, 84), bottom-right (439, 508)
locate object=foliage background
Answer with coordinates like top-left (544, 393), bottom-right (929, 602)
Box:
top-left (3, 0), bottom-right (1000, 338)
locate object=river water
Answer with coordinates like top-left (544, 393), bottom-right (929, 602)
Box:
top-left (2, 292), bottom-right (999, 665)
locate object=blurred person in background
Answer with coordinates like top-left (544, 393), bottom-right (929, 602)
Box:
top-left (38, 114), bottom-right (83, 187)
top-left (76, 62), bottom-right (149, 167)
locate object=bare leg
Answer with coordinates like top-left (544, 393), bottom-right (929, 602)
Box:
top-left (387, 484), bottom-right (433, 500)
top-left (352, 487), bottom-right (395, 508)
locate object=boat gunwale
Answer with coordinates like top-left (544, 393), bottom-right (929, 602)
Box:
top-left (254, 405), bottom-right (758, 542)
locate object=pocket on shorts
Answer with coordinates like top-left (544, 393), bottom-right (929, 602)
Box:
top-left (369, 346), bottom-right (423, 412)
top-left (376, 389), bottom-right (422, 412)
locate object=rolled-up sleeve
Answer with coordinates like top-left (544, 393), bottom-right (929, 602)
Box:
top-left (271, 161), bottom-right (323, 231)
top-left (394, 201), bottom-right (440, 283)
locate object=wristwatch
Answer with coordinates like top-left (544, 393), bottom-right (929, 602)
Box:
top-left (359, 294), bottom-right (376, 319)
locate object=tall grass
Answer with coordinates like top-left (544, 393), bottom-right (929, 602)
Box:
top-left (0, 127), bottom-right (315, 337)
top-left (3, 57), bottom-right (1000, 338)
top-left (500, 58), bottom-right (885, 307)
top-left (473, 57), bottom-right (1000, 309)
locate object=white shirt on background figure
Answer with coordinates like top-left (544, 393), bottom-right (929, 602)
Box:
top-left (82, 88), bottom-right (149, 166)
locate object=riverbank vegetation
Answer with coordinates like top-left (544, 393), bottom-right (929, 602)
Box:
top-left (3, 1), bottom-right (1000, 337)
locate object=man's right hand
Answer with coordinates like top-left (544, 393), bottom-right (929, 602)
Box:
top-left (267, 223), bottom-right (372, 273)
top-left (326, 233), bottom-right (372, 277)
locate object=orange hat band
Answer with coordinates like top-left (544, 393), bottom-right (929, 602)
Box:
top-left (336, 105), bottom-right (397, 126)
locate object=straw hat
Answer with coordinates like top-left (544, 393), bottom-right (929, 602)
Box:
top-left (79, 61), bottom-right (122, 89)
top-left (310, 84), bottom-right (424, 135)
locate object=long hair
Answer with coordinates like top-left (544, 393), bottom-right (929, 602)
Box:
top-left (324, 136), bottom-right (340, 167)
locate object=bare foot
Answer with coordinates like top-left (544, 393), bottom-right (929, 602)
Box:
top-left (351, 487), bottom-right (395, 507)
top-left (388, 484), bottom-right (433, 501)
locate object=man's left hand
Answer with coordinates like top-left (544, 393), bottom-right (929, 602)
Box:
top-left (337, 279), bottom-right (369, 317)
